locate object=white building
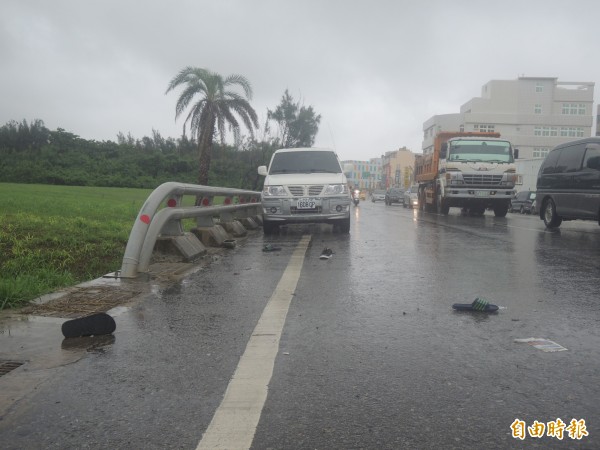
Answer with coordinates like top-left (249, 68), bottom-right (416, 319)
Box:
top-left (422, 77), bottom-right (595, 160)
top-left (422, 114), bottom-right (462, 155)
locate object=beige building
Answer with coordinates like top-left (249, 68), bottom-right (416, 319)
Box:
top-left (423, 77), bottom-right (595, 160)
top-left (381, 147), bottom-right (416, 189)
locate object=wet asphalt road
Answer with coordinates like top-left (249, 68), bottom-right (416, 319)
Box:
top-left (1, 200), bottom-right (599, 449)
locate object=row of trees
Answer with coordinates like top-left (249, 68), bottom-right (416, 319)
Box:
top-left (0, 121), bottom-right (269, 189)
top-left (0, 68), bottom-right (322, 190)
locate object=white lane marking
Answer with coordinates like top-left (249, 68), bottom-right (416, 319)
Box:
top-left (196, 235), bottom-right (311, 450)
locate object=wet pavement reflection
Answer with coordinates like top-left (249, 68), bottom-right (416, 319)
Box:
top-left (1, 201), bottom-right (599, 449)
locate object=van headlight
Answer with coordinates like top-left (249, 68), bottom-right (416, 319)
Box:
top-left (262, 185), bottom-right (286, 196)
top-left (323, 184), bottom-right (348, 195)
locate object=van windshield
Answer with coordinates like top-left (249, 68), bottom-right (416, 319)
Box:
top-left (448, 140), bottom-right (513, 163)
top-left (269, 151), bottom-right (342, 174)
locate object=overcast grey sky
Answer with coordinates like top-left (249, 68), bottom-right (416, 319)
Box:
top-left (1, 0), bottom-right (599, 161)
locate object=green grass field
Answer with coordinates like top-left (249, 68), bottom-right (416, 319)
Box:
top-left (0, 183), bottom-right (153, 310)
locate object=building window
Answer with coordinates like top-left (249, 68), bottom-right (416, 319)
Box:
top-left (535, 83), bottom-right (543, 93)
top-left (534, 126), bottom-right (558, 137)
top-left (560, 127), bottom-right (585, 138)
top-left (534, 104), bottom-right (542, 114)
top-left (533, 147), bottom-right (550, 158)
top-left (459, 125), bottom-right (464, 132)
top-left (474, 124), bottom-right (495, 132)
top-left (562, 103), bottom-right (587, 115)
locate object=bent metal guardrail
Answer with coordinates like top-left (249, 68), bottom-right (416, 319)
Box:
top-left (120, 182), bottom-right (262, 278)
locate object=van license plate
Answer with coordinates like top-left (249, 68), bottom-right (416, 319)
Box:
top-left (475, 191), bottom-right (488, 197)
top-left (297, 198), bottom-right (317, 209)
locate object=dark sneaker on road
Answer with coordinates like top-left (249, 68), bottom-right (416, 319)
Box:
top-left (319, 248), bottom-right (333, 259)
top-left (262, 244), bottom-right (281, 252)
top-left (61, 313), bottom-right (116, 338)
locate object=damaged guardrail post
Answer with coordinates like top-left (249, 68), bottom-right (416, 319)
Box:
top-left (120, 182), bottom-right (261, 278)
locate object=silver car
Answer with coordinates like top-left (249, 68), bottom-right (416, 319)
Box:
top-left (371, 189), bottom-right (386, 202)
top-left (403, 185), bottom-right (419, 208)
top-left (258, 148), bottom-right (352, 234)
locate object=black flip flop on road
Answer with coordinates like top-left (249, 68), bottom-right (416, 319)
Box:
top-left (452, 297), bottom-right (499, 312)
top-left (61, 312), bottom-right (116, 338)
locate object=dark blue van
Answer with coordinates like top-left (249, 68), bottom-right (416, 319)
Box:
top-left (536, 137), bottom-right (600, 228)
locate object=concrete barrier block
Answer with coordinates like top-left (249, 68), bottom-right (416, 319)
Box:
top-left (155, 232), bottom-right (206, 261)
top-left (240, 217), bottom-right (259, 230)
top-left (222, 220), bottom-right (248, 237)
top-left (191, 224), bottom-right (231, 247)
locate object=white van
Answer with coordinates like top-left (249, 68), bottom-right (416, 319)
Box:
top-left (258, 148), bottom-right (352, 234)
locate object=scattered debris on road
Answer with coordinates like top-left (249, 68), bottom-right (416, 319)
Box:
top-left (61, 312), bottom-right (116, 338)
top-left (452, 297), bottom-right (499, 312)
top-left (514, 338), bottom-right (568, 352)
top-left (222, 239), bottom-right (236, 249)
top-left (262, 244), bottom-right (282, 252)
top-left (319, 248), bottom-right (334, 259)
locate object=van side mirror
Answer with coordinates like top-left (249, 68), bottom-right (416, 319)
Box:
top-left (440, 143), bottom-right (447, 159)
top-left (258, 166), bottom-right (268, 176)
top-left (514, 148), bottom-right (519, 159)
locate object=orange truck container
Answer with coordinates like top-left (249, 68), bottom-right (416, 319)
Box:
top-left (415, 131), bottom-right (518, 216)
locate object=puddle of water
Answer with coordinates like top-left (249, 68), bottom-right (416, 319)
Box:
top-left (61, 334), bottom-right (116, 352)
top-left (106, 306), bottom-right (131, 317)
top-left (0, 311), bottom-right (119, 370)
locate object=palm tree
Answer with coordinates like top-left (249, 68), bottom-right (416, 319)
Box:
top-left (166, 67), bottom-right (259, 185)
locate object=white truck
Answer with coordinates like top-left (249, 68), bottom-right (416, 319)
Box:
top-left (415, 132), bottom-right (519, 216)
top-left (258, 148), bottom-right (352, 234)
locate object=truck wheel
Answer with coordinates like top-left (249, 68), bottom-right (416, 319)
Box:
top-left (436, 195), bottom-right (450, 216)
top-left (437, 195), bottom-right (450, 215)
top-left (494, 204), bottom-right (509, 217)
top-left (543, 199), bottom-right (562, 228)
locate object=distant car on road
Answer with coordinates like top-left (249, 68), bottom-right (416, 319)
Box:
top-left (371, 189), bottom-right (386, 202)
top-left (509, 190), bottom-right (536, 214)
top-left (385, 187), bottom-right (404, 206)
top-left (403, 185), bottom-right (419, 209)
